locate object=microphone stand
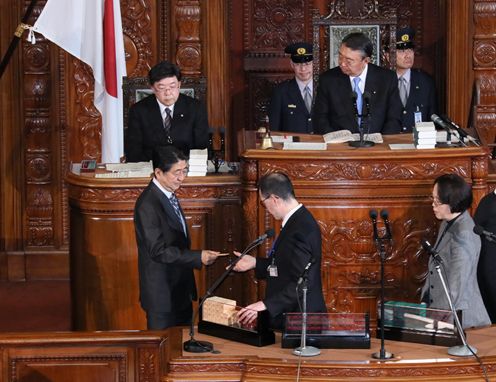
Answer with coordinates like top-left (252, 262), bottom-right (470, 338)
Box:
top-left (293, 271), bottom-right (320, 357)
top-left (349, 92), bottom-right (374, 148)
top-left (431, 257), bottom-right (477, 357)
top-left (183, 237), bottom-right (267, 353)
top-left (371, 210), bottom-right (393, 360)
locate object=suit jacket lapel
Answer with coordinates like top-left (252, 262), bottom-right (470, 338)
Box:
top-left (288, 80), bottom-right (309, 115)
top-left (150, 182), bottom-right (187, 236)
top-left (171, 94), bottom-right (187, 130)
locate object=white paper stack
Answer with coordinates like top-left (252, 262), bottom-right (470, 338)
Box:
top-left (188, 149), bottom-right (208, 176)
top-left (413, 122), bottom-right (436, 149)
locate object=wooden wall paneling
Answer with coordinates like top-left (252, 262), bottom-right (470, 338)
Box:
top-left (0, 0), bottom-right (24, 281)
top-left (446, 0), bottom-right (473, 128)
top-left (204, 0), bottom-right (230, 156)
top-left (0, 331), bottom-right (168, 382)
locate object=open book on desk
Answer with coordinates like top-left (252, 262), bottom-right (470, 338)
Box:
top-left (323, 130), bottom-right (383, 144)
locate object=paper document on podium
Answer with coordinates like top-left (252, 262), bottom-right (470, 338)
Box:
top-left (323, 130), bottom-right (383, 144)
top-left (283, 142), bottom-right (327, 150)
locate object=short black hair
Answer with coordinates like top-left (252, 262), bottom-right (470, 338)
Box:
top-left (341, 32), bottom-right (374, 59)
top-left (434, 173), bottom-right (472, 213)
top-left (259, 172), bottom-right (295, 201)
top-left (148, 61), bottom-right (182, 85)
top-left (152, 145), bottom-right (188, 174)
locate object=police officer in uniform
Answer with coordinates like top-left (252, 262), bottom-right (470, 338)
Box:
top-left (394, 27), bottom-right (437, 133)
top-left (268, 42), bottom-right (314, 133)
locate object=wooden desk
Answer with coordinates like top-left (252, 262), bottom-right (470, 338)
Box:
top-left (239, 133), bottom-right (489, 324)
top-left (166, 326), bottom-right (496, 381)
top-left (67, 172), bottom-right (242, 330)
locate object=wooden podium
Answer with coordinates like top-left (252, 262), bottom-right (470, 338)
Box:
top-left (239, 132), bottom-right (489, 325)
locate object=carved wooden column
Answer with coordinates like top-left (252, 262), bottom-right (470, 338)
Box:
top-left (173, 0), bottom-right (202, 76)
top-left (473, 0), bottom-right (496, 147)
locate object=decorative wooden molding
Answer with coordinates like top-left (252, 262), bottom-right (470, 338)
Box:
top-left (174, 1), bottom-right (202, 75)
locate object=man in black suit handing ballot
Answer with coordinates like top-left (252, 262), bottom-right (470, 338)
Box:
top-left (125, 61), bottom-right (209, 162)
top-left (233, 172), bottom-right (326, 330)
top-left (134, 145), bottom-right (220, 330)
top-left (314, 32), bottom-right (402, 135)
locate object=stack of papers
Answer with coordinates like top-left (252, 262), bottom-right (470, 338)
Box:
top-left (188, 149), bottom-right (208, 176)
top-left (95, 161), bottom-right (153, 178)
top-left (413, 122), bottom-right (436, 149)
top-left (323, 130), bottom-right (383, 144)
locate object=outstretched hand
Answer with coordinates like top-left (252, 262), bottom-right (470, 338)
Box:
top-left (237, 301), bottom-right (267, 325)
top-left (231, 251), bottom-right (256, 272)
top-left (201, 250), bottom-right (221, 265)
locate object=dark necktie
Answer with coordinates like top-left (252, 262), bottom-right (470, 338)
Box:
top-left (163, 108), bottom-right (173, 144)
top-left (353, 77), bottom-right (362, 127)
top-left (169, 193), bottom-right (185, 233)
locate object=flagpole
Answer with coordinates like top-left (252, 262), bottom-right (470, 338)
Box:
top-left (0, 0), bottom-right (39, 79)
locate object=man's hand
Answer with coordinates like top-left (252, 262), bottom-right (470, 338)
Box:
top-left (232, 251), bottom-right (256, 272)
top-left (201, 250), bottom-right (220, 265)
top-left (237, 301), bottom-right (267, 325)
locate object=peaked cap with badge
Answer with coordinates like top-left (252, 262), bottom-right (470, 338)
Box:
top-left (284, 42), bottom-right (313, 63)
top-left (396, 27), bottom-right (415, 50)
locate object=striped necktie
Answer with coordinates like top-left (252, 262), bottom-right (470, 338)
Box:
top-left (163, 108), bottom-right (173, 144)
top-left (303, 85), bottom-right (312, 113)
top-left (169, 193), bottom-right (186, 233)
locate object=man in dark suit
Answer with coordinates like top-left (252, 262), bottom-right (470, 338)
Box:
top-left (233, 172), bottom-right (326, 330)
top-left (125, 61), bottom-right (209, 162)
top-left (314, 32), bottom-right (402, 135)
top-left (394, 27), bottom-right (437, 133)
top-left (269, 42), bottom-right (314, 133)
top-left (134, 145), bottom-right (220, 330)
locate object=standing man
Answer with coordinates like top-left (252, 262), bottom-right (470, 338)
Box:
top-left (125, 61), bottom-right (209, 162)
top-left (134, 145), bottom-right (220, 330)
top-left (269, 42), bottom-right (314, 133)
top-left (314, 32), bottom-right (402, 135)
top-left (233, 172), bottom-right (326, 330)
top-left (394, 27), bottom-right (437, 133)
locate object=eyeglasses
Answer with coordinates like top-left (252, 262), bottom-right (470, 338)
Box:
top-left (429, 196), bottom-right (443, 206)
top-left (259, 194), bottom-right (271, 206)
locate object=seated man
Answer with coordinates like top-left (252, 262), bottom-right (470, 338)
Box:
top-left (125, 61), bottom-right (209, 162)
top-left (313, 32), bottom-right (402, 135)
top-left (268, 42), bottom-right (314, 133)
top-left (394, 27), bottom-right (437, 133)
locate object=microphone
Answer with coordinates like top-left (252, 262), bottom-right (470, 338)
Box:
top-left (431, 113), bottom-right (453, 132)
top-left (297, 257), bottom-right (316, 285)
top-left (362, 91), bottom-right (371, 118)
top-left (369, 209), bottom-right (379, 243)
top-left (474, 225), bottom-right (496, 243)
top-left (441, 115), bottom-right (480, 146)
top-left (183, 229), bottom-right (274, 353)
top-left (254, 228), bottom-right (275, 245)
top-left (351, 91), bottom-right (359, 118)
top-left (380, 209), bottom-right (392, 240)
top-left (421, 239), bottom-right (442, 264)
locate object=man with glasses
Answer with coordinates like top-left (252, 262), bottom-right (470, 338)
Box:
top-left (233, 172), bottom-right (326, 330)
top-left (268, 42), bottom-right (314, 133)
top-left (125, 61), bottom-right (209, 162)
top-left (314, 32), bottom-right (402, 135)
top-left (134, 145), bottom-right (221, 329)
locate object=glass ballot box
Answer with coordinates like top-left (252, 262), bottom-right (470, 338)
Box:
top-left (282, 312), bottom-right (370, 349)
top-left (378, 301), bottom-right (463, 346)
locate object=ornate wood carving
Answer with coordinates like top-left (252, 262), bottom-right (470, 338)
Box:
top-left (138, 348), bottom-right (158, 382)
top-left (121, 0), bottom-right (154, 77)
top-left (23, 5), bottom-right (55, 248)
top-left (175, 1), bottom-right (202, 75)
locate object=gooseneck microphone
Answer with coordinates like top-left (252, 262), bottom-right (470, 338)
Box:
top-left (421, 239), bottom-right (442, 264)
top-left (183, 228), bottom-right (275, 353)
top-left (474, 225), bottom-right (496, 243)
top-left (369, 209), bottom-right (379, 243)
top-left (431, 113), bottom-right (452, 132)
top-left (380, 209), bottom-right (392, 241)
top-left (297, 257), bottom-right (316, 285)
